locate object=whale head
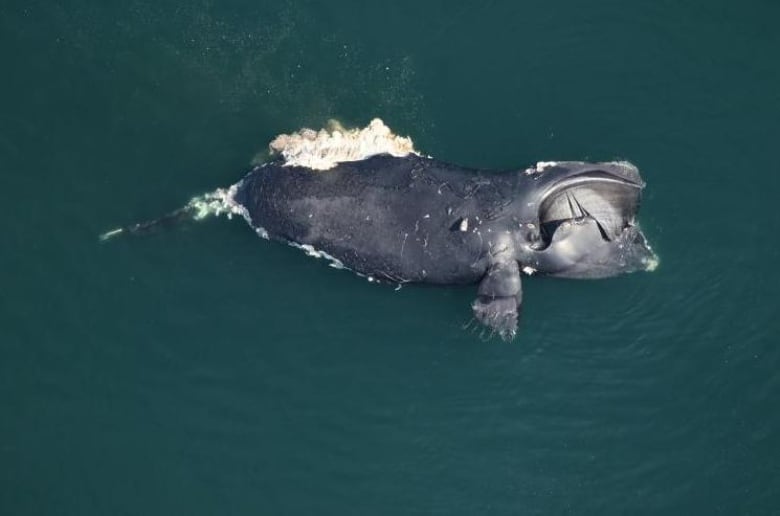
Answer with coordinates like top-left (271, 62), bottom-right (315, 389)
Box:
top-left (519, 161), bottom-right (658, 278)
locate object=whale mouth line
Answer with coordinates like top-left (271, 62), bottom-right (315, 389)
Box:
top-left (540, 171), bottom-right (643, 199)
top-left (536, 169), bottom-right (644, 248)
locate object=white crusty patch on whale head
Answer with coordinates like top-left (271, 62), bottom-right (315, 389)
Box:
top-left (268, 118), bottom-right (420, 171)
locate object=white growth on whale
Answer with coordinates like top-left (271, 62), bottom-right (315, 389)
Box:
top-left (524, 161), bottom-right (559, 175)
top-left (268, 118), bottom-right (420, 170)
top-left (535, 161), bottom-right (558, 171)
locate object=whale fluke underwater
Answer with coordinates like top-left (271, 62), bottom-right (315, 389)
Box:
top-left (105, 119), bottom-right (658, 339)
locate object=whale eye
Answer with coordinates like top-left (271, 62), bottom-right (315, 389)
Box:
top-left (449, 217), bottom-right (468, 232)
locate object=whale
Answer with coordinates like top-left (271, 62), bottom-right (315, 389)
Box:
top-left (106, 119), bottom-right (658, 339)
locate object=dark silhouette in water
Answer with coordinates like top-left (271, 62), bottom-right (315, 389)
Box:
top-left (105, 120), bottom-right (657, 339)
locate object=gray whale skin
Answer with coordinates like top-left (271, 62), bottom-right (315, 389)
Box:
top-left (231, 154), bottom-right (657, 339)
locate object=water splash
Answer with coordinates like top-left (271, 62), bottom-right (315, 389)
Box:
top-left (186, 184), bottom-right (248, 221)
top-left (268, 118), bottom-right (420, 170)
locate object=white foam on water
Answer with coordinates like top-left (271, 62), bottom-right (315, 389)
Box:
top-left (187, 183), bottom-right (241, 219)
top-left (185, 182), bottom-right (270, 239)
top-left (288, 242), bottom-right (346, 270)
top-left (268, 118), bottom-right (420, 170)
top-left (644, 254), bottom-right (660, 272)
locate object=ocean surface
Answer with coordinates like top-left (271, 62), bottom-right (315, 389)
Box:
top-left (2, 1), bottom-right (779, 514)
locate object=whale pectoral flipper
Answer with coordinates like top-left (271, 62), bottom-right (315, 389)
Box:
top-left (471, 261), bottom-right (522, 340)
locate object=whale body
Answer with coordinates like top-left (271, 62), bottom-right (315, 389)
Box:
top-left (229, 152), bottom-right (656, 339)
top-left (108, 119), bottom-right (657, 339)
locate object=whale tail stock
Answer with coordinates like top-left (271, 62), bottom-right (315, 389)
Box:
top-left (98, 206), bottom-right (195, 241)
top-left (99, 186), bottom-right (243, 242)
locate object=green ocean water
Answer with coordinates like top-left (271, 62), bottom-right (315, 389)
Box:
top-left (2, 0), bottom-right (779, 514)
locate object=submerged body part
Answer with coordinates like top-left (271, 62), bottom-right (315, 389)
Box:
top-left (109, 119), bottom-right (658, 339)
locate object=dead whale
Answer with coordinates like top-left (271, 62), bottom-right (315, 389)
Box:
top-left (105, 119), bottom-right (658, 339)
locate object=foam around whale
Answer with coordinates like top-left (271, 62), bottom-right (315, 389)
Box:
top-left (268, 118), bottom-right (420, 170)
